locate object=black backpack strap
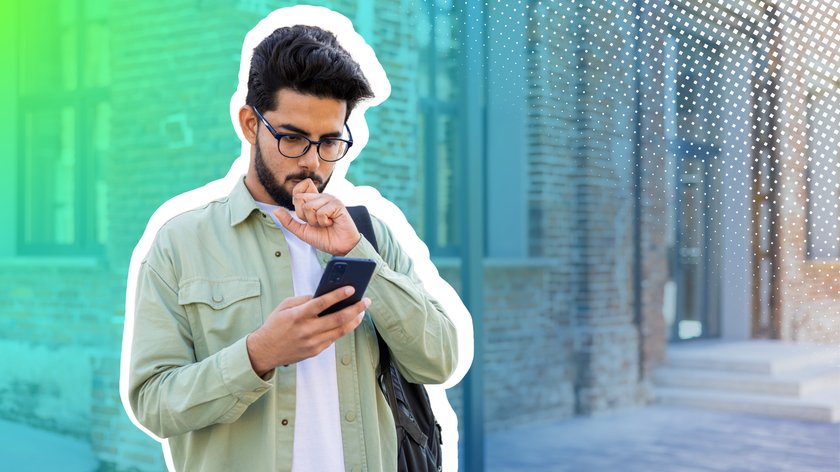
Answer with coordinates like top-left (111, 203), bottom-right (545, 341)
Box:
top-left (347, 205), bottom-right (440, 471)
top-left (347, 205), bottom-right (389, 370)
top-left (347, 206), bottom-right (378, 253)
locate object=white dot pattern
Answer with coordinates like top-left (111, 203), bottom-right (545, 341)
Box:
top-left (430, 0), bottom-right (840, 341)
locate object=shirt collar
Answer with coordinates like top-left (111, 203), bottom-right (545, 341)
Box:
top-left (229, 176), bottom-right (262, 227)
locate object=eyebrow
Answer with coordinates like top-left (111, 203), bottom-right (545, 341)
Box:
top-left (277, 123), bottom-right (343, 139)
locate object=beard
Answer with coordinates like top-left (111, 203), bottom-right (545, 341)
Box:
top-left (254, 133), bottom-right (330, 210)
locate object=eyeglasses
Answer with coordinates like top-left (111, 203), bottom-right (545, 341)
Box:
top-left (252, 106), bottom-right (353, 162)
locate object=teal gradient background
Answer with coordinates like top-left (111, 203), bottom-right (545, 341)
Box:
top-left (1, 1), bottom-right (470, 469)
top-left (2, 0), bottom-right (840, 471)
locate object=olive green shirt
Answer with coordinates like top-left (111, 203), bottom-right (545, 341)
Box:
top-left (127, 177), bottom-right (458, 471)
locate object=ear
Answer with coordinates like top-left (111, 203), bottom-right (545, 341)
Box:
top-left (239, 106), bottom-right (258, 145)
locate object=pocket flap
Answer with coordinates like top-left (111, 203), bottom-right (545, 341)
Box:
top-left (178, 277), bottom-right (261, 310)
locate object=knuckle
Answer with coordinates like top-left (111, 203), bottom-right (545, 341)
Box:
top-left (304, 338), bottom-right (320, 355)
top-left (313, 295), bottom-right (332, 310)
top-left (338, 310), bottom-right (354, 325)
top-left (316, 302), bottom-right (332, 315)
top-left (286, 303), bottom-right (304, 317)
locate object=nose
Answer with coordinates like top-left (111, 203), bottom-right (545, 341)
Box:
top-left (297, 143), bottom-right (321, 171)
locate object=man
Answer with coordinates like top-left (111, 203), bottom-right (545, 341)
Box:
top-left (124, 22), bottom-right (459, 471)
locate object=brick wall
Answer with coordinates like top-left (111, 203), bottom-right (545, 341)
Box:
top-left (441, 263), bottom-right (576, 433)
top-left (343, 0), bottom-right (422, 226)
top-left (635, 17), bottom-right (672, 379)
top-left (107, 0), bottom-right (261, 273)
top-left (524, 0), bottom-right (647, 413)
top-left (0, 263), bottom-right (114, 438)
top-left (0, 1), bottom-right (710, 471)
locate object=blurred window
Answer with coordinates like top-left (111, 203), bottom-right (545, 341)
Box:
top-left (805, 86), bottom-right (840, 261)
top-left (17, 0), bottom-right (109, 256)
top-left (417, 0), bottom-right (461, 257)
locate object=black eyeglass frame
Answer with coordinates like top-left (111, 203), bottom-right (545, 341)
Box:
top-left (252, 106), bottom-right (353, 162)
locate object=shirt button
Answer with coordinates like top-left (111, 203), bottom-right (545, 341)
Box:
top-left (212, 293), bottom-right (223, 303)
top-left (341, 354), bottom-right (351, 366)
top-left (275, 250), bottom-right (282, 257)
top-left (281, 419), bottom-right (289, 426)
top-left (345, 411), bottom-right (356, 422)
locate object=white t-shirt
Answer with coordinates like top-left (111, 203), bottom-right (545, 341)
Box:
top-left (257, 202), bottom-right (346, 472)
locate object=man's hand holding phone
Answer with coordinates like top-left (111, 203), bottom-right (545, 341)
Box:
top-left (246, 286), bottom-right (371, 377)
top-left (250, 181), bottom-right (376, 376)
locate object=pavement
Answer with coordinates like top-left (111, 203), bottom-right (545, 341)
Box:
top-left (1, 404), bottom-right (838, 471)
top-left (485, 404), bottom-right (840, 472)
top-left (0, 419), bottom-right (97, 471)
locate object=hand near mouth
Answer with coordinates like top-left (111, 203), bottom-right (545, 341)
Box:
top-left (274, 178), bottom-right (361, 256)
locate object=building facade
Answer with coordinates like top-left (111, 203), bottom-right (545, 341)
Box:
top-left (1, 0), bottom-right (837, 470)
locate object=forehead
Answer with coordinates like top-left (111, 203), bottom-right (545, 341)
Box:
top-left (267, 89), bottom-right (347, 133)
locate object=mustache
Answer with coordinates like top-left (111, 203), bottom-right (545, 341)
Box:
top-left (284, 172), bottom-right (323, 186)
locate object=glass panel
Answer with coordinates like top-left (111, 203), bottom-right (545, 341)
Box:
top-left (21, 107), bottom-right (66, 247)
top-left (85, 22), bottom-right (110, 87)
top-left (806, 88), bottom-right (840, 260)
top-left (60, 28), bottom-right (79, 91)
top-left (94, 102), bottom-right (110, 245)
top-left (675, 38), bottom-right (721, 144)
top-left (436, 113), bottom-right (456, 249)
top-left (55, 107), bottom-right (77, 245)
top-left (418, 0), bottom-right (462, 256)
top-left (678, 157), bottom-right (705, 340)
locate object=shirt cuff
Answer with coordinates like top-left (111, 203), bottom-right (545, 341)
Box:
top-left (216, 336), bottom-right (273, 406)
top-left (345, 234), bottom-right (383, 267)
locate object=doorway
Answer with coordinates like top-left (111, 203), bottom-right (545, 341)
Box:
top-left (666, 34), bottom-right (724, 342)
top-left (670, 140), bottom-right (722, 341)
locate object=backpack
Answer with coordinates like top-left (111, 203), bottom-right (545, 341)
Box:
top-left (347, 206), bottom-right (443, 472)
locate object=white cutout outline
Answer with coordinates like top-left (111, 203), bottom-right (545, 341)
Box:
top-left (118, 6), bottom-right (474, 472)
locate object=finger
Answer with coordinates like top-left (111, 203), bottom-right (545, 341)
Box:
top-left (314, 200), bottom-right (344, 227)
top-left (292, 180), bottom-right (319, 220)
top-left (298, 194), bottom-right (333, 227)
top-left (278, 294), bottom-right (312, 310)
top-left (295, 197), bottom-right (307, 221)
top-left (316, 297), bottom-right (371, 331)
top-left (292, 178), bottom-right (319, 196)
top-left (314, 298), bottom-right (371, 342)
top-left (301, 285), bottom-right (356, 317)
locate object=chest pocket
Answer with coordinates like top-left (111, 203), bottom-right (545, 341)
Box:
top-left (178, 277), bottom-right (262, 359)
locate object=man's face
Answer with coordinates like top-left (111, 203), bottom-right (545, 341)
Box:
top-left (248, 88), bottom-right (348, 210)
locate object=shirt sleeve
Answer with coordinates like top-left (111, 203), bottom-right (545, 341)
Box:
top-left (126, 257), bottom-right (273, 439)
top-left (344, 217), bottom-right (459, 384)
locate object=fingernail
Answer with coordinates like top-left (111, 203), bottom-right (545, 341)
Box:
top-left (345, 286), bottom-right (355, 296)
top-left (363, 298), bottom-right (372, 308)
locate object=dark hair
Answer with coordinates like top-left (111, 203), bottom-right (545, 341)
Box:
top-left (246, 25), bottom-right (374, 120)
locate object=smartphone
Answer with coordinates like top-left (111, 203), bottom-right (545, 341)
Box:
top-left (313, 257), bottom-right (377, 316)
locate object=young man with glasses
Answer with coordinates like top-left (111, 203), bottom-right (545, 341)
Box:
top-left (124, 21), bottom-right (459, 472)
